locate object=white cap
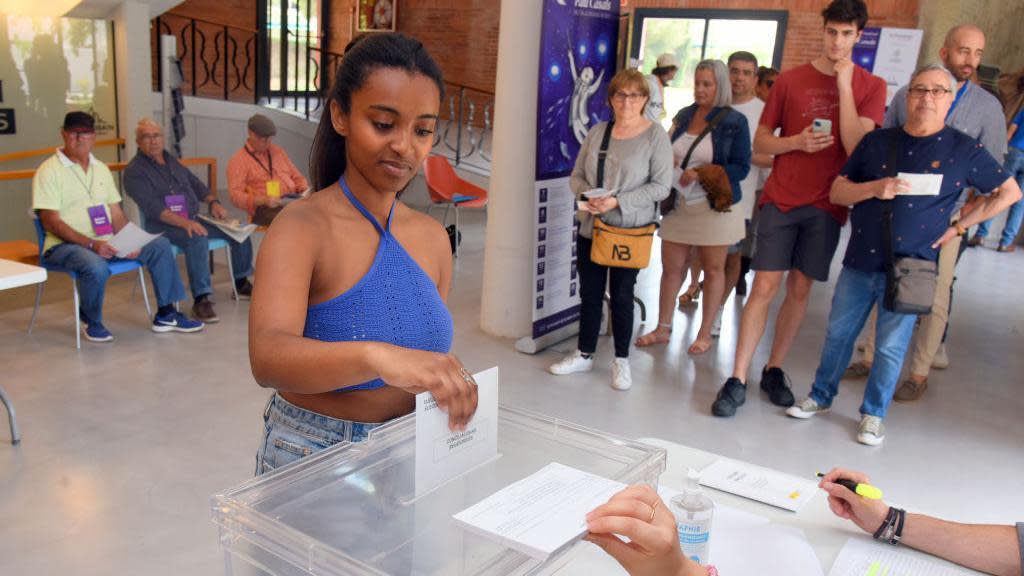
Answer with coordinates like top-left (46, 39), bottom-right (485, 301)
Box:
top-left (656, 53), bottom-right (680, 70)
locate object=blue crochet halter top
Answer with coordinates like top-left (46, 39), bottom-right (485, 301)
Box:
top-left (302, 176), bottom-right (453, 392)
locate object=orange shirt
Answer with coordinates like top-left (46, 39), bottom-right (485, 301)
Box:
top-left (226, 143), bottom-right (309, 215)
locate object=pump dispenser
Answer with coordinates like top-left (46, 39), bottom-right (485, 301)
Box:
top-left (670, 468), bottom-right (714, 565)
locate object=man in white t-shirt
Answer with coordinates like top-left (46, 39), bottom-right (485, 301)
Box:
top-left (724, 51), bottom-right (774, 300)
top-left (644, 53), bottom-right (679, 123)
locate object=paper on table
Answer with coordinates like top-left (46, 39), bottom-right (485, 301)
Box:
top-left (829, 537), bottom-right (981, 576)
top-left (658, 485), bottom-right (822, 575)
top-left (415, 367), bottom-right (498, 497)
top-left (699, 458), bottom-right (819, 512)
top-left (197, 214), bottom-right (258, 243)
top-left (107, 222), bottom-right (162, 258)
top-left (896, 172), bottom-right (943, 196)
top-left (453, 462), bottom-right (625, 560)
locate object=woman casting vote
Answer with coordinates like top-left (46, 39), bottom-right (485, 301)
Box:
top-left (636, 59), bottom-right (751, 355)
top-left (249, 33), bottom-right (478, 474)
top-left (548, 69), bottom-right (673, 391)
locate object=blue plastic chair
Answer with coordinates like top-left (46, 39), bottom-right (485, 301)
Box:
top-left (28, 214), bottom-right (152, 349)
top-left (136, 208), bottom-right (239, 301)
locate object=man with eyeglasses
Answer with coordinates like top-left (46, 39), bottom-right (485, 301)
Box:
top-left (32, 112), bottom-right (203, 342)
top-left (784, 64), bottom-right (1021, 445)
top-left (125, 118), bottom-right (255, 323)
top-left (848, 24), bottom-right (1006, 402)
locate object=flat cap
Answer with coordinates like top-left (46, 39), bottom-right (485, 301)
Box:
top-left (247, 114), bottom-right (277, 137)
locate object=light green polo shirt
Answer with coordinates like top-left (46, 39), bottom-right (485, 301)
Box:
top-left (32, 150), bottom-right (121, 252)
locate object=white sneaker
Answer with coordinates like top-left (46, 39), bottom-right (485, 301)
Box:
top-left (710, 307), bottom-right (724, 338)
top-left (786, 397), bottom-right (830, 419)
top-left (611, 358), bottom-right (632, 391)
top-left (931, 343), bottom-right (949, 370)
top-left (856, 414), bottom-right (886, 446)
top-left (549, 351), bottom-right (594, 375)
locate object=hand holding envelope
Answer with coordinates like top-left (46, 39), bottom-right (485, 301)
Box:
top-left (895, 172), bottom-right (943, 196)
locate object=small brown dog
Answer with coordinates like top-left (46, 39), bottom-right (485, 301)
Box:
top-left (695, 164), bottom-right (733, 212)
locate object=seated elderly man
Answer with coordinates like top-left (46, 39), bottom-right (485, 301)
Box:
top-left (784, 64), bottom-right (1022, 446)
top-left (124, 118), bottom-right (254, 323)
top-left (226, 114), bottom-right (308, 226)
top-left (33, 112), bottom-right (203, 342)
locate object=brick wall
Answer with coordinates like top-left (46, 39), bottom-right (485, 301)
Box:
top-left (626, 0), bottom-right (920, 72)
top-left (325, 0), bottom-right (500, 96)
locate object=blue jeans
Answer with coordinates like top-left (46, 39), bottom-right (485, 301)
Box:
top-left (43, 237), bottom-right (186, 326)
top-left (808, 267), bottom-right (917, 418)
top-left (976, 146), bottom-right (1024, 246)
top-left (154, 222), bottom-right (254, 299)
top-left (255, 393), bottom-right (385, 475)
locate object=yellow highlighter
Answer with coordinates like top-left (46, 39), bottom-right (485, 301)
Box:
top-left (817, 472), bottom-right (883, 500)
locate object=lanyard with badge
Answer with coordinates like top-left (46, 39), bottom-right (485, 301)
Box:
top-left (946, 81), bottom-right (969, 119)
top-left (246, 146), bottom-right (281, 198)
top-left (157, 156), bottom-right (189, 219)
top-left (73, 159), bottom-right (114, 236)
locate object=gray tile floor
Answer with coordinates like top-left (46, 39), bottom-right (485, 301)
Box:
top-left (2, 195), bottom-right (1022, 575)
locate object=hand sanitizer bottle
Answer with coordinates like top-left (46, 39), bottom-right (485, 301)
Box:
top-left (670, 468), bottom-right (714, 565)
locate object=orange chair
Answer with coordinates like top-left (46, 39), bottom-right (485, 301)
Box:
top-left (422, 155), bottom-right (487, 257)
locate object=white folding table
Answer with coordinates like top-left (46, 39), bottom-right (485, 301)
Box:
top-left (0, 258), bottom-right (47, 444)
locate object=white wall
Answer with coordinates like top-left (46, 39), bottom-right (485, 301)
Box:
top-left (148, 94), bottom-right (317, 196)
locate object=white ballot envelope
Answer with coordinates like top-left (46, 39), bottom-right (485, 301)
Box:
top-left (415, 367), bottom-right (498, 497)
top-left (107, 222), bottom-right (162, 258)
top-left (453, 462), bottom-right (625, 560)
top-left (896, 172), bottom-right (943, 196)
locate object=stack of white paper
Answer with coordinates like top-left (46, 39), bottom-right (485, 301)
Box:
top-left (107, 222), bottom-right (162, 257)
top-left (829, 537), bottom-right (982, 576)
top-left (658, 485), bottom-right (823, 576)
top-left (699, 458), bottom-right (819, 512)
top-left (453, 462), bottom-right (625, 560)
top-left (197, 214), bottom-right (258, 243)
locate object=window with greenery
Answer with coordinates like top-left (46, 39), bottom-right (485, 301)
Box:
top-left (631, 9), bottom-right (787, 127)
top-left (260, 0), bottom-right (322, 96)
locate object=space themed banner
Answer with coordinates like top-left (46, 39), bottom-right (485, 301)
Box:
top-left (529, 0), bottom-right (619, 342)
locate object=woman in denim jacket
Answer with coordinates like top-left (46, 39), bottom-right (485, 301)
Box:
top-left (637, 59), bottom-right (750, 355)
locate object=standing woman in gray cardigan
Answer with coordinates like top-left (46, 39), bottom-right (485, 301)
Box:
top-left (549, 69), bottom-right (673, 391)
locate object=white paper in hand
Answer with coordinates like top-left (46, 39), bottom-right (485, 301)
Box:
top-left (453, 462), bottom-right (625, 560)
top-left (896, 172), bottom-right (943, 196)
top-left (107, 222), bottom-right (162, 257)
top-left (415, 367), bottom-right (498, 497)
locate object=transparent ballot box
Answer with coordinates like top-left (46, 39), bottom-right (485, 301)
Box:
top-left (211, 404), bottom-right (667, 576)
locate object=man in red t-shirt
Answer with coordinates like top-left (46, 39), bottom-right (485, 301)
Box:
top-left (712, 0), bottom-right (886, 418)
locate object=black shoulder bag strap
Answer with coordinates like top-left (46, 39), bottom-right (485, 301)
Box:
top-left (882, 130), bottom-right (901, 304)
top-left (679, 106), bottom-right (731, 170)
top-left (596, 120), bottom-right (614, 188)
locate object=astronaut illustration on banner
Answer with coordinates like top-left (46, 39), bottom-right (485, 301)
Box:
top-left (568, 43), bottom-right (605, 144)
top-left (535, 0), bottom-right (618, 182)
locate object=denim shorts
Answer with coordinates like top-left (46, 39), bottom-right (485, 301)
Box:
top-left (255, 393), bottom-right (385, 476)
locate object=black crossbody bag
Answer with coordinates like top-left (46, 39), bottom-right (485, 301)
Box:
top-left (881, 133), bottom-right (938, 315)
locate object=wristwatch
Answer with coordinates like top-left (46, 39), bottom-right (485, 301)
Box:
top-left (952, 221), bottom-right (967, 236)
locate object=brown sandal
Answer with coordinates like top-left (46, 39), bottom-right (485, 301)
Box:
top-left (678, 282), bottom-right (702, 308)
